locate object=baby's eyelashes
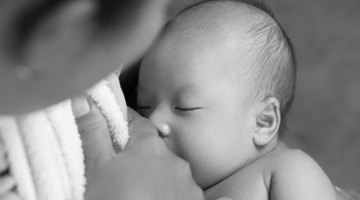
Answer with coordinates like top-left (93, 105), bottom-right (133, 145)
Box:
top-left (137, 104), bottom-right (203, 119)
top-left (138, 105), bottom-right (202, 111)
top-left (174, 106), bottom-right (203, 112)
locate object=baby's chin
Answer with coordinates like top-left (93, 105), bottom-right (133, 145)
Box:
top-left (192, 169), bottom-right (226, 190)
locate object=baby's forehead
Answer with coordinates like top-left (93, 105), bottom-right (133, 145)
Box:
top-left (150, 36), bottom-right (247, 73)
top-left (144, 37), bottom-right (256, 89)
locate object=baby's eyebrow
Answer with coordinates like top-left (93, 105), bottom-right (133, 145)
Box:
top-left (174, 86), bottom-right (197, 99)
top-left (175, 85), bottom-right (208, 100)
top-left (177, 84), bottom-right (198, 93)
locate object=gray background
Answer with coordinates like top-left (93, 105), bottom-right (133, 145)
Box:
top-left (170, 0), bottom-right (360, 191)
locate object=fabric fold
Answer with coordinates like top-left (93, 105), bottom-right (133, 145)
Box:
top-left (0, 79), bottom-right (129, 200)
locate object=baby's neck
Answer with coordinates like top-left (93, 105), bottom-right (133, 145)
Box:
top-left (204, 138), bottom-right (279, 191)
top-left (204, 139), bottom-right (282, 199)
top-left (256, 136), bottom-right (279, 158)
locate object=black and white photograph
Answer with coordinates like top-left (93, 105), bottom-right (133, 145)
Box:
top-left (0, 0), bottom-right (359, 200)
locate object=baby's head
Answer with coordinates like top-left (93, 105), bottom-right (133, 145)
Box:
top-left (137, 0), bottom-right (296, 189)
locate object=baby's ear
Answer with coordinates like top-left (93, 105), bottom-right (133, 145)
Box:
top-left (252, 97), bottom-right (280, 147)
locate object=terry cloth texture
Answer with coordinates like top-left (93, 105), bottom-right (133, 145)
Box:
top-left (0, 78), bottom-right (129, 200)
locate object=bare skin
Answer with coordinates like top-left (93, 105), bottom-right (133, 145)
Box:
top-left (204, 149), bottom-right (336, 200)
top-left (137, 1), bottom-right (337, 200)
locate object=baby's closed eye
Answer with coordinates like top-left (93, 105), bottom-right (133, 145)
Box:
top-left (174, 106), bottom-right (203, 112)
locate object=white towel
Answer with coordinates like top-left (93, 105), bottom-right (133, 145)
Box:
top-left (87, 80), bottom-right (129, 153)
top-left (0, 78), bottom-right (129, 200)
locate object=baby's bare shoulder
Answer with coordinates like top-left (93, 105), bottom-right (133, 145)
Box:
top-left (264, 149), bottom-right (336, 200)
top-left (265, 149), bottom-right (321, 176)
top-left (270, 149), bottom-right (312, 166)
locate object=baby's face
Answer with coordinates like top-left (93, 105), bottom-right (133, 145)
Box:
top-left (137, 37), bottom-right (257, 188)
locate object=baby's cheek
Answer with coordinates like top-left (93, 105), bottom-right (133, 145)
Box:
top-left (176, 135), bottom-right (218, 186)
top-left (186, 149), bottom-right (224, 189)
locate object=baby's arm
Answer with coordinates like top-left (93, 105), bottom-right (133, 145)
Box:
top-left (267, 149), bottom-right (336, 200)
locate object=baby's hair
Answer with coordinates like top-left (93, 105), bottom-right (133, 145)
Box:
top-left (164, 0), bottom-right (297, 136)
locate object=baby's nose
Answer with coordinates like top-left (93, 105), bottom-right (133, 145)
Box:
top-left (148, 111), bottom-right (171, 137)
top-left (155, 122), bottom-right (171, 137)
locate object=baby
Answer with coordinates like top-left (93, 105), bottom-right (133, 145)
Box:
top-left (136, 0), bottom-right (336, 199)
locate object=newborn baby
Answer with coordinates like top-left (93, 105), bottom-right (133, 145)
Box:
top-left (137, 0), bottom-right (336, 200)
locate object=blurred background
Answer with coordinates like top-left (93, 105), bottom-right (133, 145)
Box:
top-left (167, 0), bottom-right (360, 191)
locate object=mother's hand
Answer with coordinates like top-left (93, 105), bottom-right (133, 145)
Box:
top-left (72, 94), bottom-right (204, 200)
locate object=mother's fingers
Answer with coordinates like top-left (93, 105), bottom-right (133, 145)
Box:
top-left (72, 96), bottom-right (114, 179)
top-left (127, 107), bottom-right (139, 124)
top-left (125, 113), bottom-right (160, 150)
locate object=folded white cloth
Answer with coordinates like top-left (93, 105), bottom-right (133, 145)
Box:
top-left (87, 80), bottom-right (129, 153)
top-left (0, 78), bottom-right (129, 200)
